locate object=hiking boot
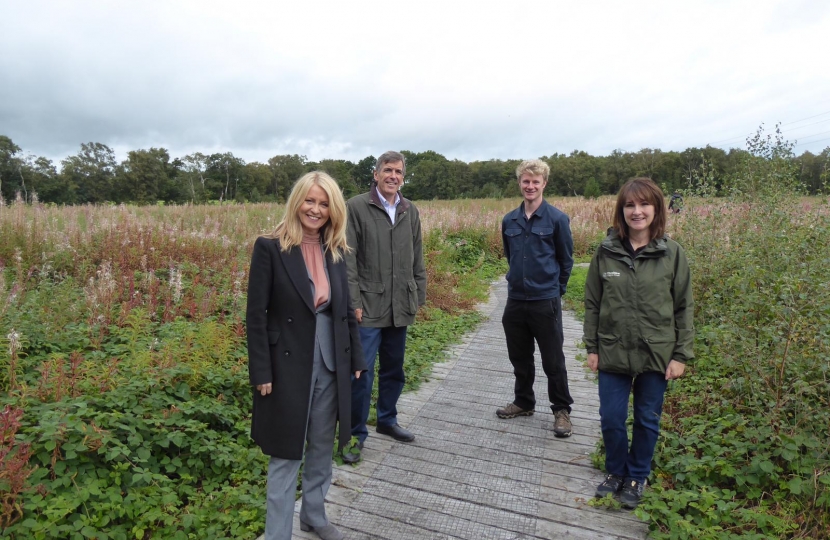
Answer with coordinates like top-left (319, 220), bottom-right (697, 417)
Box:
top-left (496, 402), bottom-right (534, 419)
top-left (619, 479), bottom-right (646, 509)
top-left (552, 409), bottom-right (572, 437)
top-left (594, 473), bottom-right (624, 498)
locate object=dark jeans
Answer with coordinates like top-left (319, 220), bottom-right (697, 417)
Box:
top-left (350, 325), bottom-right (408, 443)
top-left (502, 297), bottom-right (573, 413)
top-left (598, 370), bottom-right (668, 483)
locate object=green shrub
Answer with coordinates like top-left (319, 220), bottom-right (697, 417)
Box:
top-left (632, 127), bottom-right (830, 539)
top-left (0, 209), bottom-right (508, 538)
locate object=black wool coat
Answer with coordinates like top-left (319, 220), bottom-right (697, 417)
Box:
top-left (246, 236), bottom-right (366, 459)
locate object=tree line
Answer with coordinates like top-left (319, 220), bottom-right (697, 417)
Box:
top-left (1, 134), bottom-right (828, 205)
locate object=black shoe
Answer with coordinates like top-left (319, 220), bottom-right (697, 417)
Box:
top-left (340, 441), bottom-right (363, 464)
top-left (594, 473), bottom-right (624, 498)
top-left (376, 423), bottom-right (415, 442)
top-left (619, 478), bottom-right (645, 509)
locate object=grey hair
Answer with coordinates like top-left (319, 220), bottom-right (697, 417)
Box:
top-left (375, 151), bottom-right (407, 176)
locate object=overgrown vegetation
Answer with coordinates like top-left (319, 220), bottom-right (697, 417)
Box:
top-left (4, 140), bottom-right (826, 538)
top-left (584, 127), bottom-right (830, 539)
top-left (0, 200), bottom-right (519, 539)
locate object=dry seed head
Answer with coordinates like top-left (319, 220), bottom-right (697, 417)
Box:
top-left (84, 261), bottom-right (116, 308)
top-left (232, 270), bottom-right (245, 302)
top-left (7, 329), bottom-right (20, 356)
top-left (5, 283), bottom-right (19, 306)
top-left (169, 267), bottom-right (183, 302)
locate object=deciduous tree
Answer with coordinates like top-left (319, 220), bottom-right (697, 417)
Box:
top-left (60, 143), bottom-right (117, 203)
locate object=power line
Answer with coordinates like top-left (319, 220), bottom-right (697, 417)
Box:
top-left (794, 136), bottom-right (830, 148)
top-left (793, 129), bottom-right (830, 142)
top-left (707, 109), bottom-right (830, 148)
top-left (708, 132), bottom-right (752, 145)
top-left (781, 118), bottom-right (830, 133)
top-left (781, 110), bottom-right (830, 127)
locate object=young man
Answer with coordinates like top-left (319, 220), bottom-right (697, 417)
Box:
top-left (343, 151), bottom-right (427, 464)
top-left (497, 159), bottom-right (575, 437)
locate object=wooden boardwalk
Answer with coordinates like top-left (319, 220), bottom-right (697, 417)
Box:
top-left (283, 280), bottom-right (649, 539)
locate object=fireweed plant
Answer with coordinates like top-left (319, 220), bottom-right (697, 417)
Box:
top-left (2, 156), bottom-right (826, 538)
top-left (0, 196), bottom-right (609, 539)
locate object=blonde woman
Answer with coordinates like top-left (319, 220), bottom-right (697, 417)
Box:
top-left (247, 172), bottom-right (366, 540)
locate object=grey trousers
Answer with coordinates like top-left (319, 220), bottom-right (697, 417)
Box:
top-left (265, 349), bottom-right (337, 540)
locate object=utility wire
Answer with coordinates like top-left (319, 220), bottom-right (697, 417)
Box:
top-left (708, 110), bottom-right (830, 147)
top-left (708, 132), bottom-right (752, 145)
top-left (791, 129), bottom-right (830, 141)
top-left (781, 118), bottom-right (830, 133)
top-left (780, 110), bottom-right (830, 127)
top-left (794, 136), bottom-right (830, 148)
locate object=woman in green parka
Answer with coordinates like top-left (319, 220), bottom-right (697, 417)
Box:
top-left (583, 177), bottom-right (694, 509)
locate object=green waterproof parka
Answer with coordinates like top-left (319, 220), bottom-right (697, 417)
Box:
top-left (345, 187), bottom-right (427, 328)
top-left (582, 229), bottom-right (694, 376)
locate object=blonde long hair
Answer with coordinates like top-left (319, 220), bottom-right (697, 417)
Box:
top-left (269, 171), bottom-right (350, 262)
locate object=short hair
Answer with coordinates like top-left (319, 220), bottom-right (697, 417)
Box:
top-left (612, 177), bottom-right (667, 241)
top-left (376, 151), bottom-right (407, 176)
top-left (515, 159), bottom-right (550, 182)
top-left (269, 171), bottom-right (350, 262)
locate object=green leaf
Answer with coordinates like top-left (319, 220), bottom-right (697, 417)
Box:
top-left (787, 477), bottom-right (803, 495)
top-left (135, 447), bottom-right (151, 461)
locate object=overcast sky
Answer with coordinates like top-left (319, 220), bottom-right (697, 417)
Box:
top-left (2, 0), bottom-right (829, 165)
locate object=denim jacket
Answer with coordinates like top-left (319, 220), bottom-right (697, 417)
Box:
top-left (502, 199), bottom-right (574, 301)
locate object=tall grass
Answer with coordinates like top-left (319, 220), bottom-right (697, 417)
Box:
top-left (6, 190), bottom-right (824, 538)
top-left (1, 195), bottom-right (611, 538)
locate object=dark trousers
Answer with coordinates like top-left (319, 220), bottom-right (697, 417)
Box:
top-left (502, 297), bottom-right (573, 413)
top-left (350, 325), bottom-right (408, 443)
top-left (598, 370), bottom-right (667, 483)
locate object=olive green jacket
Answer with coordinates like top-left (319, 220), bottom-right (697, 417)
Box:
top-left (583, 230), bottom-right (694, 375)
top-left (345, 186), bottom-right (427, 328)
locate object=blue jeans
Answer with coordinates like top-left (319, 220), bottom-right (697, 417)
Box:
top-left (598, 370), bottom-right (667, 483)
top-left (350, 325), bottom-right (408, 444)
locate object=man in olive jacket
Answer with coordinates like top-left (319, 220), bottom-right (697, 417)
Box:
top-left (344, 151), bottom-right (427, 463)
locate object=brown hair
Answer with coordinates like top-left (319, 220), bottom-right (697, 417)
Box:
top-left (612, 177), bottom-right (667, 241)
